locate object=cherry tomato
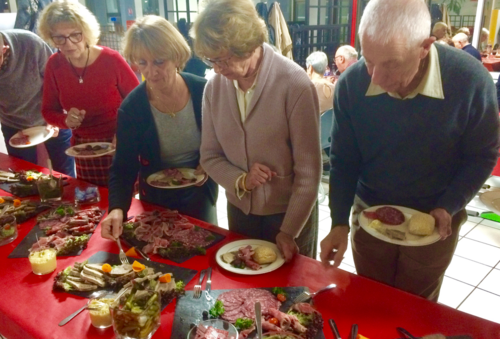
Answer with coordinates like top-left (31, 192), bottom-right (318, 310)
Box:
top-left (268, 317), bottom-right (279, 325)
top-left (277, 294), bottom-right (286, 302)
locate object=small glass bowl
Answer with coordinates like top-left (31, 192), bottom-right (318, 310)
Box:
top-left (0, 215), bottom-right (17, 246)
top-left (75, 186), bottom-right (100, 205)
top-left (187, 319), bottom-right (239, 339)
top-left (111, 291), bottom-right (161, 339)
top-left (88, 297), bottom-right (115, 328)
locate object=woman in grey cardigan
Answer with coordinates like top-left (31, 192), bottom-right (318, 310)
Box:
top-left (193, 0), bottom-right (322, 260)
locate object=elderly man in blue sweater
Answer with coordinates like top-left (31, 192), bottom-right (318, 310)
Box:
top-left (0, 29), bottom-right (74, 176)
top-left (321, 0), bottom-right (499, 301)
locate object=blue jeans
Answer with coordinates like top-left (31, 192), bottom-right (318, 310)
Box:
top-left (1, 124), bottom-right (75, 177)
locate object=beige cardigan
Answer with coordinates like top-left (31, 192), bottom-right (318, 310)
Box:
top-left (200, 43), bottom-right (321, 238)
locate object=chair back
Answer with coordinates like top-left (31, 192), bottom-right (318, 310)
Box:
top-left (320, 109), bottom-right (334, 150)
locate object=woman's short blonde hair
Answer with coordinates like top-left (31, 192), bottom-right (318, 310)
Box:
top-left (191, 0), bottom-right (268, 58)
top-left (38, 0), bottom-right (100, 47)
top-left (122, 15), bottom-right (191, 70)
top-left (432, 21), bottom-right (448, 35)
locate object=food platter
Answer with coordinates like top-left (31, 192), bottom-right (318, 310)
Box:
top-left (146, 168), bottom-right (206, 189)
top-left (65, 142), bottom-right (115, 158)
top-left (480, 190), bottom-right (500, 216)
top-left (9, 126), bottom-right (54, 148)
top-left (358, 205), bottom-right (441, 246)
top-left (215, 239), bottom-right (285, 275)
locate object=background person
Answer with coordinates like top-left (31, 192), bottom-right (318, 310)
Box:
top-left (101, 16), bottom-right (218, 241)
top-left (480, 28), bottom-right (490, 54)
top-left (431, 21), bottom-right (449, 41)
top-left (306, 51), bottom-right (335, 115)
top-left (452, 32), bottom-right (481, 61)
top-left (193, 0), bottom-right (321, 261)
top-left (321, 0), bottom-right (499, 301)
top-left (334, 45), bottom-right (358, 74)
top-left (0, 29), bottom-right (74, 176)
top-left (38, 0), bottom-right (139, 186)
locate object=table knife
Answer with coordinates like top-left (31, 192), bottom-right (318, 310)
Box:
top-left (255, 301), bottom-right (263, 339)
top-left (349, 324), bottom-right (358, 339)
top-left (205, 267), bottom-right (212, 298)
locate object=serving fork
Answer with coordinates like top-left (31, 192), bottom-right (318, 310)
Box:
top-left (193, 269), bottom-right (206, 299)
top-left (293, 283), bottom-right (336, 303)
top-left (116, 238), bottom-right (129, 265)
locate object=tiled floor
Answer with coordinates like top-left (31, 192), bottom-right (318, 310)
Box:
top-left (215, 183), bottom-right (500, 325)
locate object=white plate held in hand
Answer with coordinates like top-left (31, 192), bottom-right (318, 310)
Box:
top-left (215, 239), bottom-right (285, 275)
top-left (9, 126), bottom-right (54, 148)
top-left (358, 205), bottom-right (441, 246)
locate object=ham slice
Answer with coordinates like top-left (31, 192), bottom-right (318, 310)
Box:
top-left (238, 246), bottom-right (261, 270)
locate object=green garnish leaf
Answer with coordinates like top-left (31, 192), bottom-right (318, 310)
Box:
top-left (271, 287), bottom-right (287, 297)
top-left (234, 318), bottom-right (254, 331)
top-left (209, 300), bottom-right (225, 318)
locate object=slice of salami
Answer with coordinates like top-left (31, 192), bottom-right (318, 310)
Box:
top-left (362, 211), bottom-right (378, 219)
top-left (375, 206), bottom-right (405, 225)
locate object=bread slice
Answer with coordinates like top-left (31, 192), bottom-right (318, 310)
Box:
top-left (408, 212), bottom-right (435, 236)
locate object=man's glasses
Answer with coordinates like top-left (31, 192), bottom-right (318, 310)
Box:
top-left (202, 55), bottom-right (232, 68)
top-left (51, 32), bottom-right (83, 45)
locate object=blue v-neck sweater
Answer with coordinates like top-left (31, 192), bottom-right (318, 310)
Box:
top-left (329, 43), bottom-right (500, 227)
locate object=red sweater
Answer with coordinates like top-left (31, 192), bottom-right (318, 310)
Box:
top-left (42, 46), bottom-right (139, 139)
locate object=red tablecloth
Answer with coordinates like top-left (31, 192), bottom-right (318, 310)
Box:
top-left (0, 153), bottom-right (499, 339)
top-left (482, 57), bottom-right (500, 72)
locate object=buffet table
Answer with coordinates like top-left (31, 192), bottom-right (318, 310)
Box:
top-left (0, 152), bottom-right (499, 339)
top-left (482, 56), bottom-right (500, 72)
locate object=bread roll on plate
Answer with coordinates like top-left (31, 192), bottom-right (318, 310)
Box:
top-left (408, 212), bottom-right (435, 236)
top-left (252, 246), bottom-right (277, 265)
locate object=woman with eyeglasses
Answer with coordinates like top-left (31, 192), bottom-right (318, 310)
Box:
top-left (192, 0), bottom-right (321, 261)
top-left (100, 16), bottom-right (218, 241)
top-left (38, 1), bottom-right (139, 186)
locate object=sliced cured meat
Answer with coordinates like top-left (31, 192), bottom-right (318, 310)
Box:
top-left (217, 289), bottom-right (281, 323)
top-left (142, 237), bottom-right (170, 254)
top-left (238, 246), bottom-right (261, 270)
top-left (362, 211), bottom-right (378, 219)
top-left (374, 206), bottom-right (405, 225)
top-left (268, 308), bottom-right (306, 334)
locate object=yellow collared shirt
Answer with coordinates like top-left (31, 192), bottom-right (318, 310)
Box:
top-left (365, 43), bottom-right (444, 100)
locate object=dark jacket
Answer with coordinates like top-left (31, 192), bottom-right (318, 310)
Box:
top-left (462, 44), bottom-right (482, 62)
top-left (108, 72), bottom-right (217, 214)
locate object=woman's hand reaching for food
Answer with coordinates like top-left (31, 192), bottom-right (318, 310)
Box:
top-left (244, 163), bottom-right (277, 190)
top-left (65, 108), bottom-right (86, 129)
top-left (194, 164), bottom-right (208, 186)
top-left (276, 231), bottom-right (299, 262)
top-left (101, 209), bottom-right (124, 240)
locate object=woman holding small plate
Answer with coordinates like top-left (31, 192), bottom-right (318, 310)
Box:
top-left (101, 16), bottom-right (218, 241)
top-left (38, 1), bottom-right (139, 186)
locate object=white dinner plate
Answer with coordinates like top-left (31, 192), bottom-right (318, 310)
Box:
top-left (146, 168), bottom-right (206, 189)
top-left (8, 126), bottom-right (54, 148)
top-left (65, 142), bottom-right (115, 158)
top-left (480, 190), bottom-right (500, 216)
top-left (358, 205), bottom-right (441, 246)
top-left (215, 239), bottom-right (285, 275)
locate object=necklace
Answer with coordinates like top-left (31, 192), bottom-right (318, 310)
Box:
top-left (149, 82), bottom-right (180, 118)
top-left (68, 47), bottom-right (90, 84)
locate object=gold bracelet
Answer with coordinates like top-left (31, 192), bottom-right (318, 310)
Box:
top-left (241, 173), bottom-right (252, 192)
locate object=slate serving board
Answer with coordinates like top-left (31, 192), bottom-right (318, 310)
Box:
top-left (55, 251), bottom-right (198, 309)
top-left (0, 178), bottom-right (69, 198)
top-left (171, 287), bottom-right (326, 339)
top-left (121, 227), bottom-right (226, 264)
top-left (8, 209), bottom-right (105, 258)
top-left (0, 202), bottom-right (50, 224)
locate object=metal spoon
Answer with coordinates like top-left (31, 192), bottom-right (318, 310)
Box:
top-left (255, 301), bottom-right (263, 339)
top-left (58, 290), bottom-right (109, 326)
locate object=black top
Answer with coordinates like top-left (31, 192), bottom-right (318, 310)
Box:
top-left (329, 43), bottom-right (500, 227)
top-left (108, 72), bottom-right (217, 214)
top-left (462, 44), bottom-right (482, 62)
